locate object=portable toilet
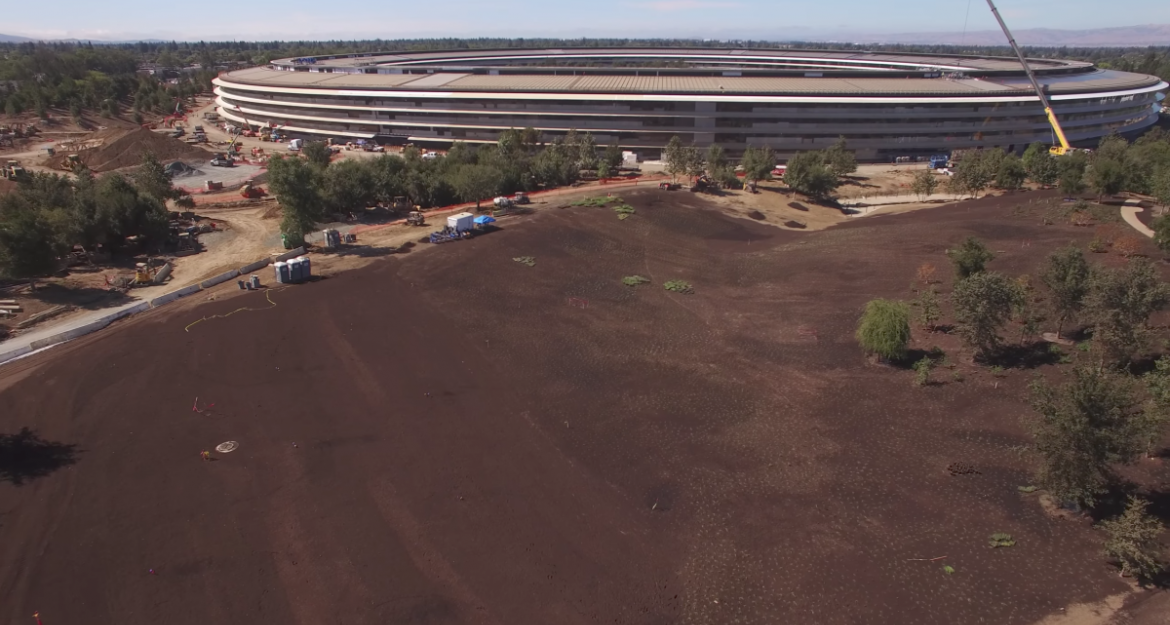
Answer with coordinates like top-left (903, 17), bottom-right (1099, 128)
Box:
top-left (289, 257), bottom-right (303, 283)
top-left (299, 255), bottom-right (311, 279)
top-left (274, 261), bottom-right (289, 284)
top-left (447, 212), bottom-right (474, 233)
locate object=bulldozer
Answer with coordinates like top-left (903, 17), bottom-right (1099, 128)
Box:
top-left (406, 210), bottom-right (426, 227)
top-left (1, 160), bottom-right (27, 181)
top-left (240, 180), bottom-right (268, 199)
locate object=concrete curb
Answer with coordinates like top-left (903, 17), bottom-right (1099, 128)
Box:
top-left (26, 301), bottom-right (151, 351)
top-left (150, 284), bottom-right (202, 308)
top-left (238, 258), bottom-right (270, 274)
top-left (199, 269), bottom-right (240, 289)
top-left (0, 345), bottom-right (32, 364)
top-left (273, 247), bottom-right (305, 262)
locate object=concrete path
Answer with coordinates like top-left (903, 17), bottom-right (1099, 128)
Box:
top-left (0, 297), bottom-right (150, 362)
top-left (1121, 205), bottom-right (1155, 238)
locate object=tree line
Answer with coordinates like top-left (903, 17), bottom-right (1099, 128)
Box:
top-left (0, 154), bottom-right (188, 281)
top-left (857, 238), bottom-right (1169, 581)
top-left (268, 129), bottom-right (624, 243)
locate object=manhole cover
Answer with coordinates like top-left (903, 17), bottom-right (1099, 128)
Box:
top-left (215, 441), bottom-right (238, 453)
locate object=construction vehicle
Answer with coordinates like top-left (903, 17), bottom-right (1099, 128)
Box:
top-left (1, 160), bottom-right (27, 181)
top-left (984, 0), bottom-right (1071, 156)
top-left (240, 180), bottom-right (267, 199)
top-left (406, 210), bottom-right (426, 226)
top-left (210, 154), bottom-right (235, 168)
top-left (929, 154), bottom-right (951, 169)
top-left (512, 191), bottom-right (530, 204)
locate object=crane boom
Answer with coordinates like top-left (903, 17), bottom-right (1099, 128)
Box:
top-left (984, 0), bottom-right (1071, 155)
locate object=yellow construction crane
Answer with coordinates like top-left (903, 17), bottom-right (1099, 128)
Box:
top-left (984, 0), bottom-right (1072, 155)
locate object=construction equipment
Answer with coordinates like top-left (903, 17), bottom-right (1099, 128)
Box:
top-left (984, 0), bottom-right (1072, 156)
top-left (210, 154), bottom-right (235, 168)
top-left (406, 210), bottom-right (426, 226)
top-left (240, 180), bottom-right (267, 199)
top-left (133, 263), bottom-right (154, 286)
top-left (1, 160), bottom-right (26, 181)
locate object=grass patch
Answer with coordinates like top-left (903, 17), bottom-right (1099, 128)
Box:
top-left (622, 275), bottom-right (651, 287)
top-left (663, 280), bottom-right (694, 294)
top-left (1017, 485), bottom-right (1038, 493)
top-left (988, 533), bottom-right (1016, 548)
top-left (942, 564), bottom-right (956, 575)
top-left (512, 256), bottom-right (536, 267)
top-left (612, 204), bottom-right (636, 220)
top-left (571, 196), bottom-right (613, 207)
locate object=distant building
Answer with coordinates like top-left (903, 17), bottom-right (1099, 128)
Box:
top-left (212, 48), bottom-right (1167, 160)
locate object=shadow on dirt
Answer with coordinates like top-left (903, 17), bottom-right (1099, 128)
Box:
top-left (0, 428), bottom-right (79, 486)
top-left (984, 341), bottom-right (1062, 369)
top-left (28, 284), bottom-right (131, 311)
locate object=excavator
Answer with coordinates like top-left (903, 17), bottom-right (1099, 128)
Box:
top-left (984, 0), bottom-right (1072, 156)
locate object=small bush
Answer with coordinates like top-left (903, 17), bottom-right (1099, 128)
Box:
top-left (989, 533), bottom-right (1016, 548)
top-left (622, 275), bottom-right (651, 287)
top-left (913, 357), bottom-right (934, 386)
top-left (990, 365), bottom-right (1006, 378)
top-left (1017, 485), bottom-right (1038, 493)
top-left (1077, 341), bottom-right (1093, 353)
top-left (664, 280), bottom-right (694, 294)
top-left (1088, 239), bottom-right (1108, 253)
top-left (942, 564), bottom-right (956, 575)
top-left (952, 371), bottom-right (964, 382)
top-left (512, 256), bottom-right (536, 267)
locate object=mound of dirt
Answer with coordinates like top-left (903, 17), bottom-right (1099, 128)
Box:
top-left (747, 210), bottom-right (766, 220)
top-left (52, 128), bottom-right (212, 172)
top-left (783, 220), bottom-right (807, 229)
top-left (787, 201), bottom-right (809, 211)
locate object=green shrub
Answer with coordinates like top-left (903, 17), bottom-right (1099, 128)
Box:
top-left (663, 280), bottom-right (693, 294)
top-left (988, 533), bottom-right (1016, 548)
top-left (856, 299), bottom-right (912, 361)
top-left (622, 275), bottom-right (650, 287)
top-left (512, 256), bottom-right (536, 267)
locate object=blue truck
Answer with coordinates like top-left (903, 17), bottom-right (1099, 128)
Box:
top-left (929, 154), bottom-right (951, 169)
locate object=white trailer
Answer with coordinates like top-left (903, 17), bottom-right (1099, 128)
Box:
top-left (447, 212), bottom-right (474, 233)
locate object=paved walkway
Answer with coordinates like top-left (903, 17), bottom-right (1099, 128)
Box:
top-left (0, 297), bottom-right (149, 362)
top-left (1121, 205), bottom-right (1155, 238)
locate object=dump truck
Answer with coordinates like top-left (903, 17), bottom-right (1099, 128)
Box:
top-left (1, 160), bottom-right (26, 181)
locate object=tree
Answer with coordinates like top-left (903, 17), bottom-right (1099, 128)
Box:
top-left (825, 136), bottom-right (857, 178)
top-left (663, 136), bottom-right (686, 180)
top-left (1086, 156), bottom-right (1128, 199)
top-left (1058, 151), bottom-right (1088, 195)
top-left (784, 150), bottom-right (838, 200)
top-left (1023, 142), bottom-right (1060, 186)
top-left (705, 144), bottom-right (729, 177)
top-left (0, 195), bottom-right (61, 283)
top-left (1085, 258), bottom-right (1170, 363)
top-left (267, 154), bottom-right (324, 246)
top-left (602, 142), bottom-right (623, 170)
top-left (946, 237), bottom-right (995, 280)
top-left (452, 164), bottom-right (502, 209)
top-left (132, 152), bottom-right (185, 204)
top-left (681, 143), bottom-right (704, 178)
top-left (949, 149), bottom-right (1001, 198)
top-left (910, 169), bottom-right (938, 200)
top-left (1028, 365), bottom-right (1144, 508)
top-left (952, 271), bottom-right (1023, 358)
top-left (1040, 246), bottom-right (1091, 338)
top-left (856, 299), bottom-right (911, 361)
top-left (1151, 165), bottom-right (1170, 210)
top-left (1154, 214), bottom-right (1170, 255)
top-left (916, 286), bottom-right (941, 331)
top-left (1140, 356), bottom-right (1170, 457)
top-left (995, 154), bottom-right (1027, 191)
top-left (575, 132), bottom-right (598, 171)
top-left (321, 158), bottom-right (377, 213)
top-left (740, 145), bottom-right (777, 187)
top-left (1099, 496), bottom-right (1166, 580)
top-left (596, 160), bottom-right (612, 179)
top-left (301, 141), bottom-right (333, 170)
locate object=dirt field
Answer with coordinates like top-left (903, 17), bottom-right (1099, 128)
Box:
top-left (1, 190), bottom-right (1167, 624)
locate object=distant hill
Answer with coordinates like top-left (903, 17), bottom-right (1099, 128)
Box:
top-left (0, 33), bottom-right (34, 43)
top-left (827, 24), bottom-right (1170, 47)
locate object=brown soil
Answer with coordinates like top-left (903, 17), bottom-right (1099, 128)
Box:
top-left (48, 127), bottom-right (213, 172)
top-left (1, 190), bottom-right (1166, 624)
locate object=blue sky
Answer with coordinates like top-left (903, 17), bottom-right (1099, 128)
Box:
top-left (4, 0), bottom-right (1168, 41)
